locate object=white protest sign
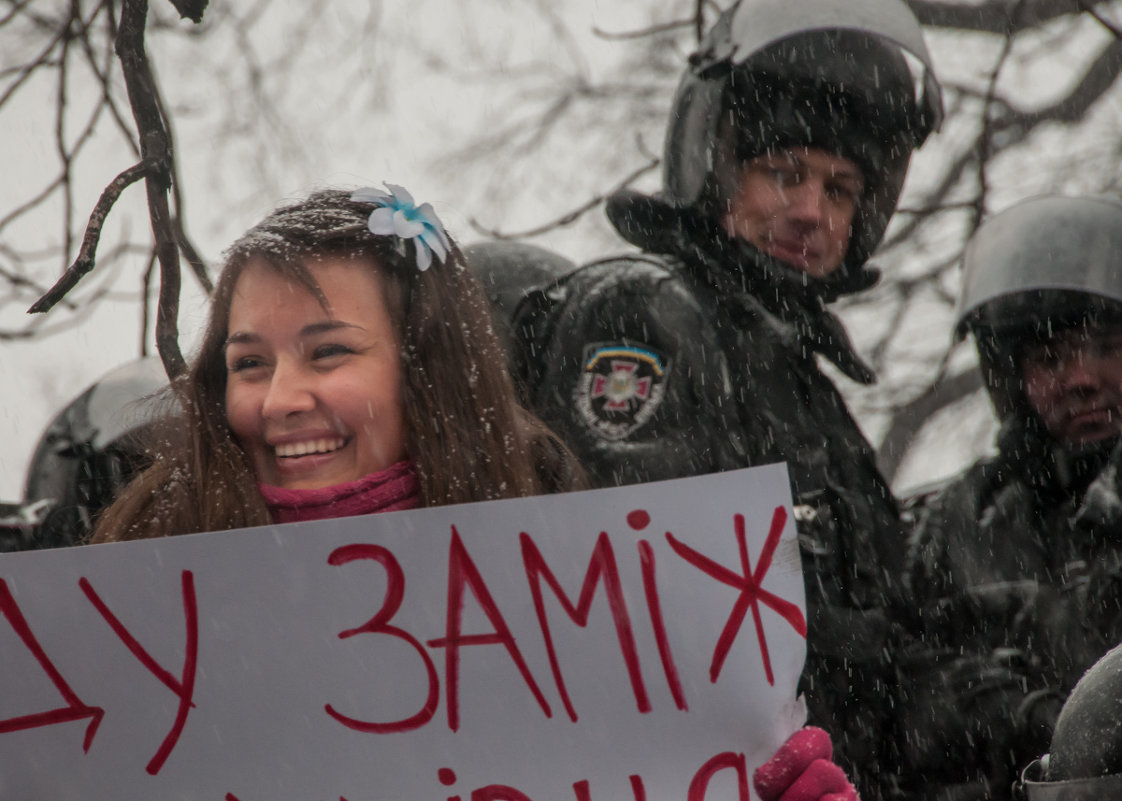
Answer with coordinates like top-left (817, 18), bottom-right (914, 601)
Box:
top-left (0, 464), bottom-right (807, 801)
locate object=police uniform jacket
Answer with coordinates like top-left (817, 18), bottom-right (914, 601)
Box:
top-left (900, 417), bottom-right (1122, 801)
top-left (514, 191), bottom-right (905, 798)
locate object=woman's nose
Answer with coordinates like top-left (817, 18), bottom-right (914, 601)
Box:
top-left (261, 362), bottom-right (316, 420)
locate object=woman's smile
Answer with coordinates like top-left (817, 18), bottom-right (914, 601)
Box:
top-left (273, 436), bottom-right (348, 459)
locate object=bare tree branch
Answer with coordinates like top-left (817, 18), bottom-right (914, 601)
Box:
top-left (115, 0), bottom-right (186, 380)
top-left (28, 158), bottom-right (154, 313)
top-left (1019, 35), bottom-right (1122, 125)
top-left (907, 0), bottom-right (1107, 33)
top-left (174, 217), bottom-right (211, 293)
top-left (1079, 0), bottom-right (1122, 36)
top-left (877, 368), bottom-right (985, 481)
top-left (139, 246), bottom-right (157, 356)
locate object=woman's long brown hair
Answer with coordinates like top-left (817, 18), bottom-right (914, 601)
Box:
top-left (91, 190), bottom-right (581, 542)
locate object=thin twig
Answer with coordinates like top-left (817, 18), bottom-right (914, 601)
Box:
top-left (174, 216), bottom-right (212, 293)
top-left (592, 17), bottom-right (695, 41)
top-left (971, 2), bottom-right (1020, 227)
top-left (0, 172), bottom-right (67, 234)
top-left (1078, 0), bottom-right (1122, 38)
top-left (469, 155), bottom-right (659, 240)
top-left (877, 369), bottom-right (985, 482)
top-left (0, 0), bottom-right (37, 29)
top-left (56, 5), bottom-right (74, 263)
top-left (27, 158), bottom-right (154, 313)
top-left (0, 14), bottom-right (69, 110)
top-left (77, 0), bottom-right (141, 156)
top-left (2, 288), bottom-right (107, 340)
top-left (0, 261), bottom-right (78, 310)
top-left (150, 54), bottom-right (211, 293)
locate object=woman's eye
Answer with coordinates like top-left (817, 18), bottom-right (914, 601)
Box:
top-left (312, 343), bottom-right (354, 360)
top-left (228, 356), bottom-right (265, 373)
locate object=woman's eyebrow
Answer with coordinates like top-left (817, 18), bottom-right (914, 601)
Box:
top-left (300, 320), bottom-right (364, 336)
top-left (224, 320), bottom-right (364, 348)
top-left (225, 331), bottom-right (259, 347)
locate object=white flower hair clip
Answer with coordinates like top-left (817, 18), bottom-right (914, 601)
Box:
top-left (351, 183), bottom-right (452, 272)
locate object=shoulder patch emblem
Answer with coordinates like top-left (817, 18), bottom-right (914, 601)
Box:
top-left (574, 342), bottom-right (671, 441)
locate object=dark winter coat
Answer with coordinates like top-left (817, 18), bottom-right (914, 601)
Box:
top-left (512, 192), bottom-right (905, 799)
top-left (900, 417), bottom-right (1122, 801)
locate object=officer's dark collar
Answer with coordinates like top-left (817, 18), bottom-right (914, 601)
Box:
top-left (605, 189), bottom-right (877, 385)
top-left (991, 414), bottom-right (1118, 504)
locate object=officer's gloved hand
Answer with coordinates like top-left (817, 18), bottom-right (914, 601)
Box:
top-left (753, 727), bottom-right (858, 801)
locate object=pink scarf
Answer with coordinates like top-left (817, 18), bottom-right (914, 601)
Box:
top-left (257, 460), bottom-right (420, 525)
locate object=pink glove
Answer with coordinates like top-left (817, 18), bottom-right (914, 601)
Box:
top-left (752, 726), bottom-right (859, 801)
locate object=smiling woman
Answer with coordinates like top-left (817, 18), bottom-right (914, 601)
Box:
top-left (224, 257), bottom-right (408, 491)
top-left (90, 187), bottom-right (583, 542)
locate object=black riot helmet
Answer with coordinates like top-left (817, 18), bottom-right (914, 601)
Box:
top-left (954, 196), bottom-right (1122, 422)
top-left (22, 358), bottom-right (170, 548)
top-left (463, 241), bottom-right (578, 335)
top-left (462, 240), bottom-right (578, 399)
top-left (1016, 643), bottom-right (1122, 800)
top-left (662, 0), bottom-right (943, 285)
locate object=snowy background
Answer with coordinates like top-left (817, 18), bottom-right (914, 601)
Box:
top-left (3, 0), bottom-right (1122, 500)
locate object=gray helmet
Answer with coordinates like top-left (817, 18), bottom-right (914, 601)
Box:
top-left (955, 195), bottom-right (1122, 421)
top-left (462, 240), bottom-right (578, 396)
top-left (1017, 643), bottom-right (1122, 800)
top-left (662, 0), bottom-right (943, 278)
top-left (463, 241), bottom-right (577, 325)
top-left (22, 357), bottom-right (169, 548)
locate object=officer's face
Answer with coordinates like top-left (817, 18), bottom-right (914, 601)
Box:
top-left (723, 146), bottom-right (864, 278)
top-left (1022, 323), bottom-right (1122, 445)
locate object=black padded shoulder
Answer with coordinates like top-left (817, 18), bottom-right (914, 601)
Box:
top-left (525, 252), bottom-right (735, 487)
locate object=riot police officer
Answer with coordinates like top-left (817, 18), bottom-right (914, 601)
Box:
top-left (473, 0), bottom-right (943, 796)
top-left (902, 196), bottom-right (1122, 800)
top-left (7, 357), bottom-right (167, 549)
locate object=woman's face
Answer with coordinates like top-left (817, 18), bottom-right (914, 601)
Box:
top-left (224, 256), bottom-right (407, 490)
